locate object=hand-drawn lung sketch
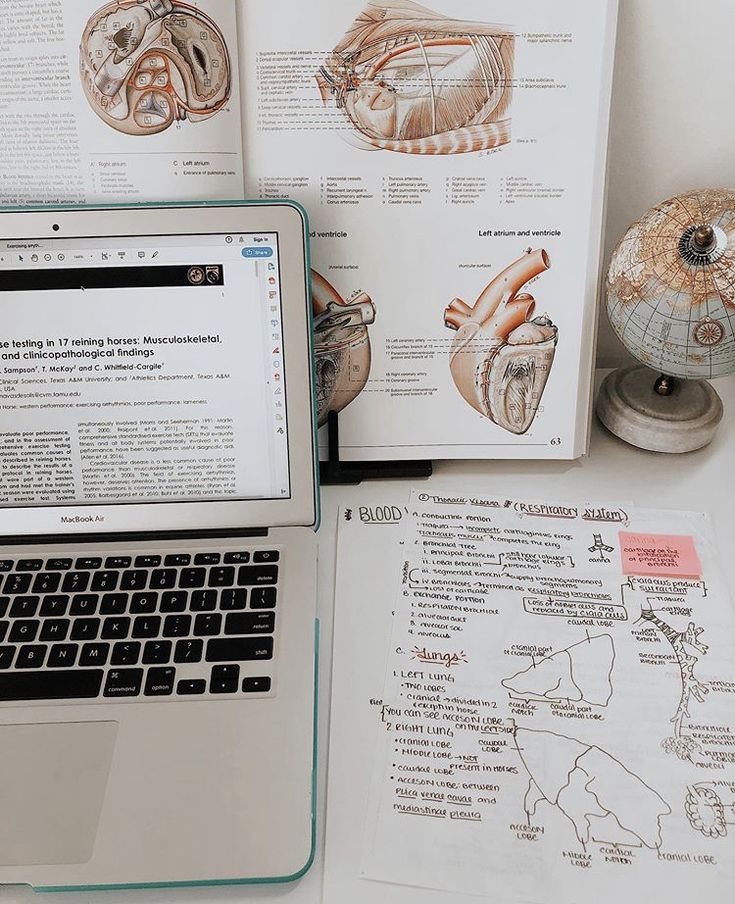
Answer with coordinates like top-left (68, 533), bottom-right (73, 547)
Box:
top-left (312, 270), bottom-right (376, 427)
top-left (685, 782), bottom-right (735, 838)
top-left (514, 727), bottom-right (671, 850)
top-left (445, 250), bottom-right (559, 434)
top-left (80, 1), bottom-right (231, 135)
top-left (502, 634), bottom-right (615, 707)
top-left (638, 606), bottom-right (710, 761)
top-left (317, 0), bottom-right (514, 155)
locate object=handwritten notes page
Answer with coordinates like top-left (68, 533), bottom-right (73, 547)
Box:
top-left (341, 492), bottom-right (735, 902)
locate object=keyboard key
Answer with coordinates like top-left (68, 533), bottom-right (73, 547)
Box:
top-left (100, 593), bottom-right (127, 615)
top-left (0, 669), bottom-right (103, 701)
top-left (144, 667), bottom-right (175, 696)
top-left (0, 597), bottom-right (8, 617)
top-left (47, 643), bottom-right (77, 668)
top-left (194, 613), bottom-right (221, 636)
top-left (79, 642), bottom-right (109, 666)
top-left (75, 557), bottom-right (102, 570)
top-left (111, 641), bottom-right (140, 666)
top-left (177, 678), bottom-right (206, 695)
top-left (253, 550), bottom-right (280, 563)
top-left (190, 590), bottom-right (217, 612)
top-left (164, 554), bottom-right (190, 567)
top-left (160, 591), bottom-right (188, 613)
top-left (251, 587), bottom-right (277, 609)
top-left (143, 640), bottom-right (171, 665)
top-left (237, 565), bottom-right (278, 586)
top-left (61, 572), bottom-right (89, 593)
top-left (16, 644), bottom-right (46, 669)
top-left (194, 553), bottom-right (220, 565)
top-left (132, 616), bottom-right (161, 639)
top-left (40, 619), bottom-right (69, 642)
top-left (150, 569), bottom-right (176, 590)
top-left (224, 612), bottom-right (275, 635)
top-left (105, 556), bottom-right (131, 569)
top-left (134, 555), bottom-right (161, 568)
top-left (9, 620), bottom-right (38, 643)
top-left (0, 561), bottom-right (13, 572)
top-left (120, 570), bottom-right (147, 591)
top-left (9, 596), bottom-right (39, 618)
top-left (70, 594), bottom-right (98, 616)
top-left (31, 572), bottom-right (61, 594)
top-left (242, 676), bottom-right (271, 693)
top-left (162, 614), bottom-right (191, 638)
top-left (4, 573), bottom-right (31, 594)
top-left (16, 559), bottom-right (43, 572)
top-left (208, 567), bottom-right (235, 587)
top-left (210, 663), bottom-right (239, 694)
top-left (130, 592), bottom-right (158, 614)
top-left (70, 618), bottom-right (100, 641)
top-left (174, 638), bottom-right (203, 664)
top-left (220, 589), bottom-right (247, 610)
top-left (40, 595), bottom-right (68, 617)
top-left (91, 571), bottom-right (119, 592)
top-left (0, 646), bottom-right (15, 668)
top-left (224, 551), bottom-right (250, 564)
top-left (0, 621), bottom-right (7, 643)
top-left (46, 558), bottom-right (73, 571)
top-left (206, 637), bottom-right (273, 663)
top-left (104, 668), bottom-right (143, 698)
top-left (101, 616), bottom-right (130, 640)
top-left (179, 568), bottom-right (206, 588)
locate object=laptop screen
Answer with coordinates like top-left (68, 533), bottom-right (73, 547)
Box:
top-left (0, 232), bottom-right (291, 510)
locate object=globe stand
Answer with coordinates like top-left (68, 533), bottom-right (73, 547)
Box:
top-left (596, 365), bottom-right (724, 453)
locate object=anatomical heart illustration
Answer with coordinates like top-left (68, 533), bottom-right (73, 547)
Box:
top-left (317, 0), bottom-right (514, 155)
top-left (445, 250), bottom-right (559, 435)
top-left (312, 271), bottom-right (376, 427)
top-left (80, 0), bottom-right (231, 135)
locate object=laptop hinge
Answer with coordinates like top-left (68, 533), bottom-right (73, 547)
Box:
top-left (0, 527), bottom-right (269, 547)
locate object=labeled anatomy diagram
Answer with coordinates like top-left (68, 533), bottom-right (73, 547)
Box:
top-left (445, 249), bottom-right (559, 434)
top-left (514, 727), bottom-right (671, 849)
top-left (502, 634), bottom-right (615, 707)
top-left (80, 0), bottom-right (231, 135)
top-left (312, 270), bottom-right (376, 427)
top-left (684, 782), bottom-right (735, 838)
top-left (317, 0), bottom-right (514, 155)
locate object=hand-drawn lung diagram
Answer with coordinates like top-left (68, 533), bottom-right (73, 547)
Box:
top-left (316, 0), bottom-right (514, 155)
top-left (312, 271), bottom-right (376, 427)
top-left (445, 249), bottom-right (559, 434)
top-left (685, 782), bottom-right (735, 838)
top-left (80, 1), bottom-right (231, 135)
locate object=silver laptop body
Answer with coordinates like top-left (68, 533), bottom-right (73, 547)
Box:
top-left (0, 202), bottom-right (319, 890)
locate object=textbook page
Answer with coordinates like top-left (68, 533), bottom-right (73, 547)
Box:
top-left (239, 0), bottom-right (618, 460)
top-left (2, 0), bottom-right (244, 206)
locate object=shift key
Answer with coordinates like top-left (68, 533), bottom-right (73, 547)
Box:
top-left (206, 637), bottom-right (273, 662)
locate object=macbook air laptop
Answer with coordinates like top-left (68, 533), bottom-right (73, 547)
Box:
top-left (0, 201), bottom-right (319, 891)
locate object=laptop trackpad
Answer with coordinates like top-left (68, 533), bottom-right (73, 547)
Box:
top-left (0, 720), bottom-right (118, 866)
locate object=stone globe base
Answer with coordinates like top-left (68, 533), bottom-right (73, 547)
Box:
top-left (596, 366), bottom-right (723, 453)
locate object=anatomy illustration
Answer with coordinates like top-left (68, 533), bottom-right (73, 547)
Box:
top-left (514, 727), bottom-right (671, 850)
top-left (588, 533), bottom-right (614, 562)
top-left (312, 270), bottom-right (376, 427)
top-left (639, 606), bottom-right (710, 761)
top-left (80, 0), bottom-right (231, 135)
top-left (685, 782), bottom-right (735, 839)
top-left (502, 634), bottom-right (615, 707)
top-left (445, 250), bottom-right (558, 434)
top-left (317, 0), bottom-right (514, 155)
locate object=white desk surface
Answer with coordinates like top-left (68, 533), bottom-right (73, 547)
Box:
top-left (2, 372), bottom-right (733, 904)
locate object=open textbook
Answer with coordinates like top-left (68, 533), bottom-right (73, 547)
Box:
top-left (4, 0), bottom-right (618, 460)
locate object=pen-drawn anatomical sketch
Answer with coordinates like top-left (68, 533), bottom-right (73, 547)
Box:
top-left (317, 0), bottom-right (514, 155)
top-left (312, 271), bottom-right (376, 427)
top-left (684, 782), bottom-right (735, 838)
top-left (445, 250), bottom-right (558, 434)
top-left (638, 606), bottom-right (710, 761)
top-left (80, 0), bottom-right (231, 135)
top-left (514, 727), bottom-right (671, 850)
top-left (502, 634), bottom-right (615, 707)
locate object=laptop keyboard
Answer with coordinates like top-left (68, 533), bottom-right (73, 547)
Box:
top-left (0, 549), bottom-right (280, 703)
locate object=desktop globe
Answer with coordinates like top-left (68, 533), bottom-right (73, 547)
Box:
top-left (597, 189), bottom-right (735, 453)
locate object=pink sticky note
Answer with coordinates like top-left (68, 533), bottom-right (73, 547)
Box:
top-left (618, 532), bottom-right (702, 579)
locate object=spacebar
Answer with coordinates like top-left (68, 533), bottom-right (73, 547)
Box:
top-left (0, 670), bottom-right (103, 701)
